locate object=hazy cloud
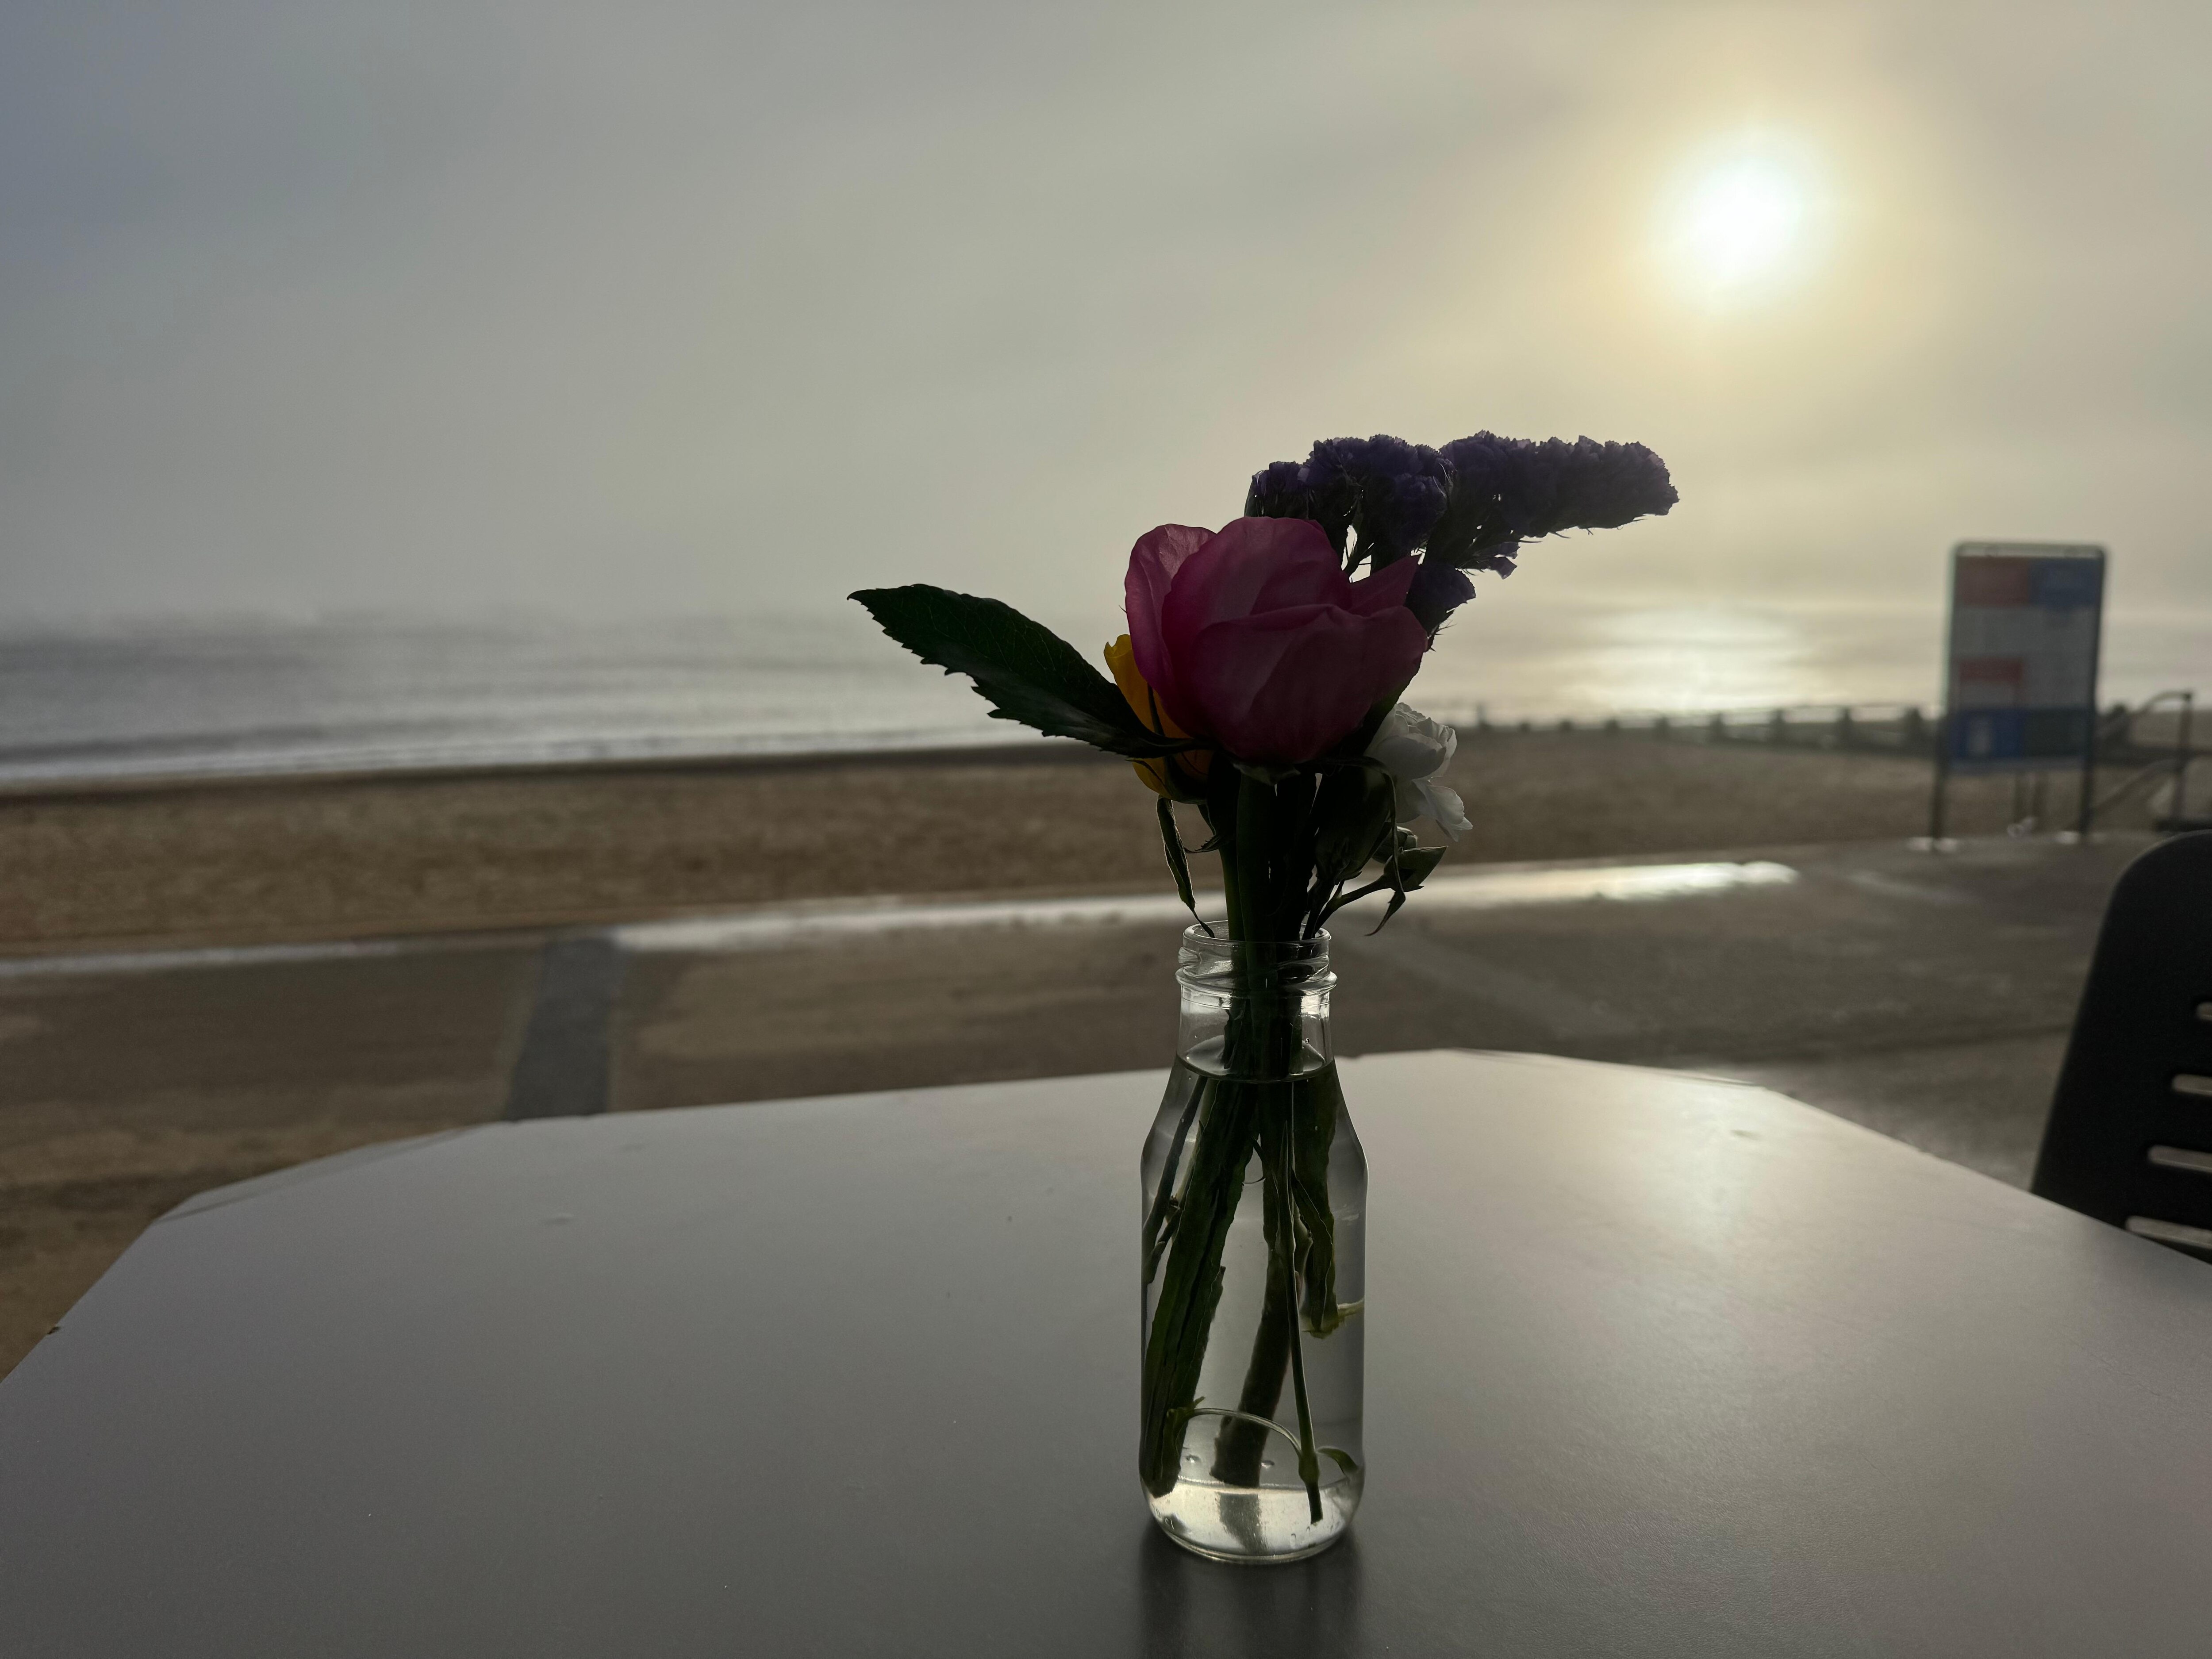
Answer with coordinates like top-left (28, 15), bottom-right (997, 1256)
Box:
top-left (2, 0), bottom-right (2207, 634)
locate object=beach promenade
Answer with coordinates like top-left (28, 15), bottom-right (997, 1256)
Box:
top-left (0, 736), bottom-right (2156, 1374)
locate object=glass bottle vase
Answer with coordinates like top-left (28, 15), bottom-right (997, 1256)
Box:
top-left (1139, 923), bottom-right (1366, 1563)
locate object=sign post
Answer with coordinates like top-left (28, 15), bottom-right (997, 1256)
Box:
top-left (1930, 542), bottom-right (2106, 844)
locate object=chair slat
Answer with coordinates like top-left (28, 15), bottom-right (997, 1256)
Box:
top-left (2032, 833), bottom-right (2212, 1253)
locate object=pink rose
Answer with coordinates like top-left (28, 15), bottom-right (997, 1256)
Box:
top-left (1124, 517), bottom-right (1428, 764)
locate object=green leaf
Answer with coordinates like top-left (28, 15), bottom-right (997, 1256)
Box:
top-left (1304, 1298), bottom-right (1365, 1339)
top-left (1314, 873), bottom-right (1390, 931)
top-left (1290, 1066), bottom-right (1343, 1334)
top-left (851, 585), bottom-right (1182, 757)
top-left (1365, 836), bottom-right (1440, 931)
top-left (1320, 1446), bottom-right (1362, 1477)
top-left (1311, 761), bottom-right (1398, 891)
top-left (1156, 798), bottom-right (1211, 931)
top-left (1396, 845), bottom-right (1447, 891)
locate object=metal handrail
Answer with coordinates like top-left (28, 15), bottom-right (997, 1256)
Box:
top-left (1455, 703), bottom-right (1936, 740)
top-left (2094, 690), bottom-right (2197, 821)
top-left (1448, 691), bottom-right (2201, 784)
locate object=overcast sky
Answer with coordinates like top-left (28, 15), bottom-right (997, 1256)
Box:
top-left (3, 1), bottom-right (2207, 635)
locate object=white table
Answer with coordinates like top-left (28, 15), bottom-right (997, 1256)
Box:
top-left (5, 1051), bottom-right (2211, 1656)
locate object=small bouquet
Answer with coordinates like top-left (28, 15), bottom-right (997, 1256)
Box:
top-left (857, 431), bottom-right (1674, 1559)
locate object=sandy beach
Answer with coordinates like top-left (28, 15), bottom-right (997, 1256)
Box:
top-left (0, 729), bottom-right (2118, 953)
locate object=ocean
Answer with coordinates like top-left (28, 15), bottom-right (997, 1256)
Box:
top-left (3, 601), bottom-right (2206, 788)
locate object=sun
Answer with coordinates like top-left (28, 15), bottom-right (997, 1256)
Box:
top-left (1661, 139), bottom-right (1824, 304)
top-left (1680, 160), bottom-right (1802, 285)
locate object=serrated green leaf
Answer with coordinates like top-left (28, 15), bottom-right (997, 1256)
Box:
top-left (851, 585), bottom-right (1183, 757)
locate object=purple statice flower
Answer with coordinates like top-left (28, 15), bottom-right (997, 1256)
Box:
top-left (1287, 437), bottom-right (1366, 558)
top-left (1243, 434), bottom-right (1449, 569)
top-left (1345, 436), bottom-right (1450, 568)
top-left (1428, 433), bottom-right (1676, 570)
top-left (1244, 459), bottom-right (1309, 523)
top-left (1405, 556), bottom-right (1476, 635)
top-left (1244, 428), bottom-right (1673, 636)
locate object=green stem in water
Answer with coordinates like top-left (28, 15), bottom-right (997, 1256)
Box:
top-left (1137, 764), bottom-right (1340, 1511)
top-left (1291, 1065), bottom-right (1346, 1334)
top-left (1222, 770), bottom-right (1306, 1493)
top-left (1208, 1090), bottom-right (1294, 1486)
top-left (1272, 1103), bottom-right (1325, 1522)
top-left (1137, 1073), bottom-right (1258, 1497)
top-left (1141, 1073), bottom-right (1209, 1284)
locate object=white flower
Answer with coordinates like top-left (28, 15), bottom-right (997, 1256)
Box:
top-left (1365, 703), bottom-right (1471, 840)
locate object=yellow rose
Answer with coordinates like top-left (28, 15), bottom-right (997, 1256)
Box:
top-left (1103, 634), bottom-right (1211, 799)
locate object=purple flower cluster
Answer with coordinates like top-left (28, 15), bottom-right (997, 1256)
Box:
top-left (1244, 435), bottom-right (1450, 569)
top-left (1244, 430), bottom-right (1676, 632)
top-left (1425, 433), bottom-right (1677, 576)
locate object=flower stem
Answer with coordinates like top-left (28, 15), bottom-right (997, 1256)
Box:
top-left (1233, 768), bottom-right (1272, 941)
top-left (1211, 769), bottom-right (1322, 1506)
top-left (1274, 1109), bottom-right (1324, 1521)
top-left (1138, 765), bottom-right (1339, 1515)
top-left (1138, 1071), bottom-right (1260, 1497)
top-left (1207, 1117), bottom-right (1293, 1486)
top-left (1141, 1073), bottom-right (1209, 1284)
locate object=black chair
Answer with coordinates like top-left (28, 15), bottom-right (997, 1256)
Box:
top-left (2033, 831), bottom-right (2212, 1256)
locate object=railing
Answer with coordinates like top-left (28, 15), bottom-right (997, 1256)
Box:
top-left (1444, 693), bottom-right (2201, 761)
top-left (1444, 703), bottom-right (1939, 753)
top-left (2092, 691), bottom-right (2201, 829)
top-left (1439, 691), bottom-right (2208, 835)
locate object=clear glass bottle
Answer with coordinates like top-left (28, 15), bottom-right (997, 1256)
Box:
top-left (1139, 923), bottom-right (1366, 1563)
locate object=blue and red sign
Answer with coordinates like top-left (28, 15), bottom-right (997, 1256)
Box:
top-left (1944, 543), bottom-right (2104, 771)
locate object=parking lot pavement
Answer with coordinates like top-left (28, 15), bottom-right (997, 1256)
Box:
top-left (0, 940), bottom-right (542, 1371)
top-left (0, 833), bottom-right (2148, 1372)
top-left (607, 835), bottom-right (2143, 1184)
